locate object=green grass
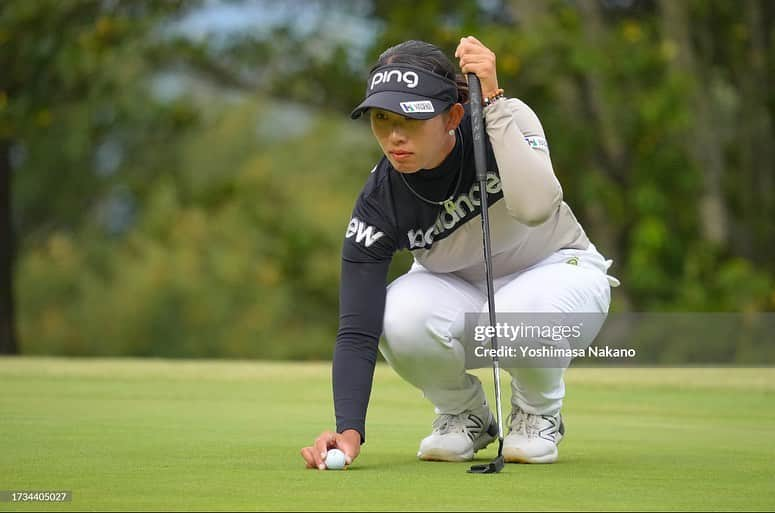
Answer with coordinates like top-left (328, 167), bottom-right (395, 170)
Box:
top-left (1, 358), bottom-right (774, 511)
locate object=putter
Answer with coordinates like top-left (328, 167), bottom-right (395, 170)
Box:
top-left (466, 73), bottom-right (505, 475)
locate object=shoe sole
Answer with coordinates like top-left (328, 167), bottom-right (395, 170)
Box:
top-left (503, 446), bottom-right (558, 464)
top-left (418, 449), bottom-right (475, 462)
top-left (503, 431), bottom-right (563, 464)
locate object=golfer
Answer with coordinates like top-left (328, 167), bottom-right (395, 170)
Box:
top-left (301, 37), bottom-right (619, 469)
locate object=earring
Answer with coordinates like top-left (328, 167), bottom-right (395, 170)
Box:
top-left (449, 129), bottom-right (455, 136)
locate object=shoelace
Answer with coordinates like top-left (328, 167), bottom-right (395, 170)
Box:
top-left (525, 414), bottom-right (543, 438)
top-left (509, 409), bottom-right (551, 439)
top-left (432, 413), bottom-right (467, 435)
top-left (507, 409), bottom-right (527, 435)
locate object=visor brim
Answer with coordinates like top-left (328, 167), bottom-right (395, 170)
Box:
top-left (350, 91), bottom-right (453, 120)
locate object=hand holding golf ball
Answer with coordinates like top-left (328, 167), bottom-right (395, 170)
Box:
top-left (300, 429), bottom-right (360, 470)
top-left (324, 449), bottom-right (347, 470)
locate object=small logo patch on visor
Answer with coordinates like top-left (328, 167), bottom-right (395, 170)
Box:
top-left (400, 101), bottom-right (435, 114)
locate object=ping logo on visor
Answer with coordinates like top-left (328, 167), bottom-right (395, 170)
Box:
top-left (370, 69), bottom-right (419, 90)
top-left (351, 64), bottom-right (458, 120)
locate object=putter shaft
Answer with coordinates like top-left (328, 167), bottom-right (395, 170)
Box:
top-left (467, 73), bottom-right (505, 474)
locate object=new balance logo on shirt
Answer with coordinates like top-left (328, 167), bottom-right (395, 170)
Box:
top-left (346, 217), bottom-right (384, 248)
top-left (407, 172), bottom-right (503, 250)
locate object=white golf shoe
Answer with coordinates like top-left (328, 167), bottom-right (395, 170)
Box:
top-left (503, 406), bottom-right (565, 463)
top-left (417, 404), bottom-right (497, 462)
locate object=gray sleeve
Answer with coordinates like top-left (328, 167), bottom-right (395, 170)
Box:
top-left (483, 97), bottom-right (562, 226)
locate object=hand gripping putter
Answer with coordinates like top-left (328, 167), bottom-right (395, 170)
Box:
top-left (466, 73), bottom-right (505, 474)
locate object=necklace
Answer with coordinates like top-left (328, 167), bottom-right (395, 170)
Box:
top-left (399, 127), bottom-right (465, 216)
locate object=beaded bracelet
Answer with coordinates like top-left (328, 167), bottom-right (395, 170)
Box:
top-left (483, 88), bottom-right (505, 107)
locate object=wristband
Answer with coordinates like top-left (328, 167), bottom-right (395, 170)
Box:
top-left (483, 88), bottom-right (505, 107)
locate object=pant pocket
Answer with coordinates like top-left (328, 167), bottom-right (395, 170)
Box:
top-left (561, 244), bottom-right (621, 288)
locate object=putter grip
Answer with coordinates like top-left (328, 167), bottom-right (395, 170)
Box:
top-left (467, 73), bottom-right (487, 181)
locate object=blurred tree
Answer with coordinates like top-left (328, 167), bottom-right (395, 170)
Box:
top-left (17, 99), bottom-right (380, 359)
top-left (659, 0), bottom-right (728, 246)
top-left (0, 140), bottom-right (12, 353)
top-left (8, 0), bottom-right (775, 361)
top-left (0, 0), bottom-right (200, 353)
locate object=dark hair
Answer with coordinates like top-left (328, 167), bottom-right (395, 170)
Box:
top-left (373, 40), bottom-right (470, 105)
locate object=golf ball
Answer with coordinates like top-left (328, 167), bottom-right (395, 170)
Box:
top-left (324, 449), bottom-right (346, 470)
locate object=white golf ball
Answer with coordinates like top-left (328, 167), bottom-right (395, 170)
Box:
top-left (324, 449), bottom-right (346, 470)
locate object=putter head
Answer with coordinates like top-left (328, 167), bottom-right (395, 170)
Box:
top-left (467, 439), bottom-right (504, 474)
top-left (467, 454), bottom-right (504, 474)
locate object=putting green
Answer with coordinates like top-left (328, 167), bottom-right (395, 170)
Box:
top-left (1, 357), bottom-right (774, 511)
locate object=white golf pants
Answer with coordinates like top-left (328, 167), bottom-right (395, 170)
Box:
top-left (380, 244), bottom-right (616, 416)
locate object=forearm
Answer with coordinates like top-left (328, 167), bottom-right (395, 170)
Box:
top-left (484, 98), bottom-right (562, 226)
top-left (333, 330), bottom-right (379, 444)
top-left (332, 257), bottom-right (390, 444)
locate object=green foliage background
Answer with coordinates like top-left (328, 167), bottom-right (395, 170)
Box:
top-left (3, 0), bottom-right (774, 359)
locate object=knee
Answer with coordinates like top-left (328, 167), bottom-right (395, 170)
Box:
top-left (382, 274), bottom-right (465, 373)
